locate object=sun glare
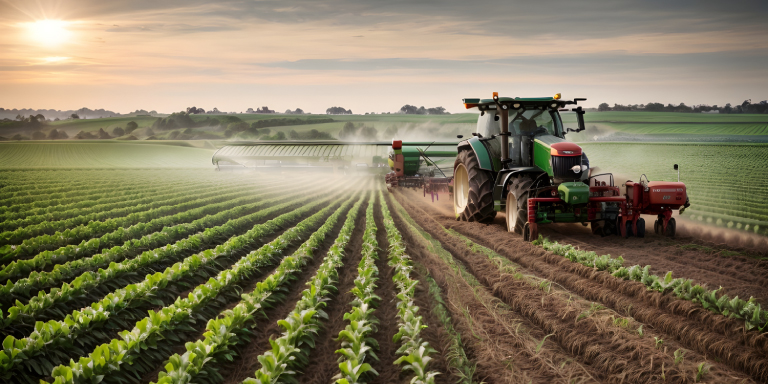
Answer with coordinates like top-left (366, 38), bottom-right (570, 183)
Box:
top-left (26, 20), bottom-right (71, 46)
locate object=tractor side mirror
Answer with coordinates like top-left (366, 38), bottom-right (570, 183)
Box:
top-left (572, 106), bottom-right (586, 133)
top-left (673, 164), bottom-right (678, 170)
top-left (457, 135), bottom-right (464, 139)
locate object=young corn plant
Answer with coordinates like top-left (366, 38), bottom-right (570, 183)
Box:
top-left (154, 194), bottom-right (364, 384)
top-left (334, 194), bottom-right (381, 384)
top-left (0, 191), bottom-right (336, 383)
top-left (533, 236), bottom-right (768, 334)
top-left (379, 190), bottom-right (439, 384)
top-left (0, 188), bottom-right (311, 330)
top-left (37, 194), bottom-right (350, 384)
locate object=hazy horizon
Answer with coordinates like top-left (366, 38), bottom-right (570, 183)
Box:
top-left (1, 0), bottom-right (767, 114)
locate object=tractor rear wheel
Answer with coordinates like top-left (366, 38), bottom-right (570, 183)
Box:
top-left (506, 175), bottom-right (533, 234)
top-left (454, 149), bottom-right (496, 223)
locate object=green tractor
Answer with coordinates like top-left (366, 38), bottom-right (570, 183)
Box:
top-left (454, 92), bottom-right (627, 241)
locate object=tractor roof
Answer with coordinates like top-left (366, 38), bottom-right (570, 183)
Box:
top-left (462, 94), bottom-right (585, 111)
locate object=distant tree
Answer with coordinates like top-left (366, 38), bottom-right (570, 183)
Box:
top-left (285, 109), bottom-right (293, 114)
top-left (54, 117), bottom-right (60, 122)
top-left (125, 121), bottom-right (138, 134)
top-left (75, 131), bottom-right (97, 139)
top-left (11, 134), bottom-right (28, 141)
top-left (426, 106), bottom-right (448, 115)
top-left (48, 129), bottom-right (68, 140)
top-left (289, 129), bottom-right (299, 139)
top-left (399, 105), bottom-right (419, 114)
top-left (275, 131), bottom-right (286, 140)
top-left (724, 103), bottom-right (732, 113)
top-left (359, 126), bottom-right (378, 140)
top-left (70, 113), bottom-right (80, 119)
top-left (598, 103), bottom-right (611, 112)
top-left (32, 131), bottom-right (46, 140)
top-left (338, 122), bottom-right (357, 139)
top-left (112, 127), bottom-right (125, 137)
top-left (35, 114), bottom-right (45, 121)
top-left (98, 128), bottom-right (111, 139)
top-left (294, 108), bottom-right (304, 114)
top-left (145, 128), bottom-right (155, 136)
top-left (326, 106), bottom-right (352, 115)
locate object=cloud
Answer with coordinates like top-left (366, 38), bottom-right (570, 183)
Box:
top-left (0, 0), bottom-right (766, 112)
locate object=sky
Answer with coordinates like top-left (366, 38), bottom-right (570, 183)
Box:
top-left (0, 0), bottom-right (767, 114)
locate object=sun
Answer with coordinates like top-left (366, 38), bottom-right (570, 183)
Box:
top-left (25, 20), bottom-right (72, 46)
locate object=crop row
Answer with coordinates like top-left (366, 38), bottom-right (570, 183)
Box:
top-left (159, 192), bottom-right (365, 384)
top-left (0, 180), bottom-right (155, 214)
top-left (379, 190), bottom-right (438, 383)
top-left (0, 180), bottom-right (287, 285)
top-left (0, 176), bottom-right (152, 202)
top-left (0, 186), bottom-right (313, 325)
top-left (0, 179), bottom-right (222, 232)
top-left (0, 183), bottom-right (229, 248)
top-left (0, 183), bottom-right (268, 265)
top-left (0, 188), bottom-right (345, 381)
top-left (42, 191), bottom-right (352, 384)
top-left (0, 175), bottom-right (194, 213)
top-left (533, 237), bottom-right (768, 333)
top-left (333, 193), bottom-right (381, 384)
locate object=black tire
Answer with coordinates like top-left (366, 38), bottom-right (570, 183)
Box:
top-left (454, 149), bottom-right (497, 223)
top-left (637, 218), bottom-right (646, 238)
top-left (665, 217), bottom-right (676, 238)
top-left (654, 219), bottom-right (660, 235)
top-left (625, 221), bottom-right (634, 238)
top-left (506, 175), bottom-right (533, 234)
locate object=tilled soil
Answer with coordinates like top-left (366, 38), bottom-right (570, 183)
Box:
top-left (403, 189), bottom-right (768, 305)
top-left (368, 198), bottom-right (401, 384)
top-left (395, 190), bottom-right (765, 383)
top-left (388, 195), bottom-right (595, 384)
top-left (140, 195), bottom-right (351, 384)
top-left (218, 198), bottom-right (357, 384)
top-left (299, 202), bottom-right (368, 384)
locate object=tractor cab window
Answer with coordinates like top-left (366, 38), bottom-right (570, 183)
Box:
top-left (508, 109), bottom-right (563, 138)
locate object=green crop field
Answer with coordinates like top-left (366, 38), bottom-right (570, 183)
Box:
top-left (561, 112), bottom-right (768, 137)
top-left (581, 142), bottom-right (768, 235)
top-left (0, 140), bottom-right (766, 384)
top-left (0, 142), bottom-right (214, 169)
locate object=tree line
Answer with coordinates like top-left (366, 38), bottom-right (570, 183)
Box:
top-left (598, 99), bottom-right (768, 114)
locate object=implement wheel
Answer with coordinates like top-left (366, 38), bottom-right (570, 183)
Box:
top-left (454, 150), bottom-right (496, 223)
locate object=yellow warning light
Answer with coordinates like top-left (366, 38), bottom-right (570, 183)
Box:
top-left (554, 93), bottom-right (561, 100)
top-left (492, 92), bottom-right (498, 99)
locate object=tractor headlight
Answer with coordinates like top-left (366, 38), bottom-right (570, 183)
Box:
top-left (571, 165), bottom-right (581, 173)
top-left (513, 103), bottom-right (520, 109)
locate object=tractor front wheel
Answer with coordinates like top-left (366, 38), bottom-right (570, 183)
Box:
top-left (665, 218), bottom-right (676, 238)
top-left (454, 150), bottom-right (496, 223)
top-left (506, 175), bottom-right (533, 234)
top-left (637, 218), bottom-right (646, 238)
